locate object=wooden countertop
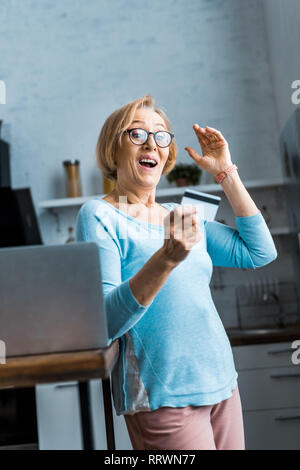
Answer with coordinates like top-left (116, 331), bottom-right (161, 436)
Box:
top-left (1, 326), bottom-right (300, 390)
top-left (0, 341), bottom-right (119, 389)
top-left (227, 324), bottom-right (300, 347)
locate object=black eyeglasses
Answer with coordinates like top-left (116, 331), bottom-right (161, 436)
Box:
top-left (124, 128), bottom-right (174, 148)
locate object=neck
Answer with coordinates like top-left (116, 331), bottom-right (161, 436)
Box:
top-left (112, 182), bottom-right (157, 208)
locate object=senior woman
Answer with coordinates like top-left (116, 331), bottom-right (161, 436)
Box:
top-left (75, 94), bottom-right (277, 450)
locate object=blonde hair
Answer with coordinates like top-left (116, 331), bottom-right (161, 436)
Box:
top-left (96, 93), bottom-right (177, 181)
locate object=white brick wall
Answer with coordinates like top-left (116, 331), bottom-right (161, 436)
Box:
top-left (0, 0), bottom-right (280, 206)
top-left (1, 0), bottom-right (296, 328)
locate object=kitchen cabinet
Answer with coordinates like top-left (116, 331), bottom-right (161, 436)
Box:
top-left (36, 341), bottom-right (300, 450)
top-left (35, 380), bottom-right (132, 450)
top-left (233, 342), bottom-right (300, 450)
top-left (35, 382), bottom-right (82, 450)
top-left (242, 407), bottom-right (300, 450)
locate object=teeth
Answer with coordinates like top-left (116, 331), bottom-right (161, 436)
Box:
top-left (139, 158), bottom-right (157, 166)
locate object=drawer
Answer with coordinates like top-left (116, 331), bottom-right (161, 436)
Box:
top-left (237, 366), bottom-right (300, 411)
top-left (233, 341), bottom-right (297, 370)
top-left (243, 407), bottom-right (300, 450)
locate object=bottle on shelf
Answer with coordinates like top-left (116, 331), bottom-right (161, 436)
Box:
top-left (65, 226), bottom-right (75, 244)
top-left (63, 160), bottom-right (82, 197)
top-left (102, 175), bottom-right (115, 194)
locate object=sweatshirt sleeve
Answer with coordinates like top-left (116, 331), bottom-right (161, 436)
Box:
top-left (75, 200), bottom-right (153, 341)
top-left (204, 211), bottom-right (278, 269)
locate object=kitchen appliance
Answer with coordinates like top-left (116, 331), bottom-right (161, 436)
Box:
top-left (0, 187), bottom-right (43, 247)
top-left (0, 120), bottom-right (11, 188)
top-left (0, 186), bottom-right (42, 448)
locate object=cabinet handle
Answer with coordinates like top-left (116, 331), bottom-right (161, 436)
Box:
top-left (267, 348), bottom-right (293, 355)
top-left (275, 415), bottom-right (300, 421)
top-left (55, 383), bottom-right (78, 389)
top-left (270, 373), bottom-right (300, 379)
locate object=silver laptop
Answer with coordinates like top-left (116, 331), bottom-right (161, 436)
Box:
top-left (0, 242), bottom-right (110, 357)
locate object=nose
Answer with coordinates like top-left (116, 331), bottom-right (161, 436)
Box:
top-left (143, 133), bottom-right (156, 150)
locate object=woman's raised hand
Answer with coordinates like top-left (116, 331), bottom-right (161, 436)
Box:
top-left (185, 125), bottom-right (233, 177)
top-left (161, 206), bottom-right (202, 266)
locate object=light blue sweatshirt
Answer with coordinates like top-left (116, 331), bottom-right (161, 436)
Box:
top-left (75, 197), bottom-right (277, 415)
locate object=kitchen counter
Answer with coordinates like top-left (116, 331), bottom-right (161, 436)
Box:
top-left (226, 324), bottom-right (300, 346)
top-left (0, 342), bottom-right (119, 450)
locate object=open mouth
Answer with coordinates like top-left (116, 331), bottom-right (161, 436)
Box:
top-left (138, 159), bottom-right (158, 170)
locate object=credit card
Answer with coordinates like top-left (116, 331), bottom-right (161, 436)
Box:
top-left (181, 189), bottom-right (221, 221)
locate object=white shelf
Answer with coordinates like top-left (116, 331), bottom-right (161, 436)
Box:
top-left (38, 177), bottom-right (289, 209)
top-left (38, 195), bottom-right (93, 209)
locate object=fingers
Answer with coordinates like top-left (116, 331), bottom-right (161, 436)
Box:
top-left (166, 206), bottom-right (196, 227)
top-left (184, 230), bottom-right (202, 250)
top-left (169, 206), bottom-right (200, 237)
top-left (163, 206), bottom-right (202, 256)
top-left (193, 124), bottom-right (211, 146)
top-left (206, 126), bottom-right (224, 142)
top-left (185, 146), bottom-right (203, 162)
top-left (175, 205), bottom-right (197, 215)
top-left (193, 124), bottom-right (225, 145)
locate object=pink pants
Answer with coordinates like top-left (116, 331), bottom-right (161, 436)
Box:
top-left (124, 386), bottom-right (245, 450)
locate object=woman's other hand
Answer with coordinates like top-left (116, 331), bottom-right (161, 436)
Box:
top-left (185, 125), bottom-right (233, 178)
top-left (161, 206), bottom-right (202, 266)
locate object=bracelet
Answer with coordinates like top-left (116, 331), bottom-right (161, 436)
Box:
top-left (215, 164), bottom-right (238, 184)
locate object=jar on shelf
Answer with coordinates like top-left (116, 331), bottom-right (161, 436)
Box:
top-left (63, 160), bottom-right (82, 197)
top-left (102, 175), bottom-right (115, 194)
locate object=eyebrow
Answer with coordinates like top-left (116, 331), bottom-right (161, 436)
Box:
top-left (131, 120), bottom-right (166, 128)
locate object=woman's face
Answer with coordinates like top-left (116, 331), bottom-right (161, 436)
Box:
top-left (115, 108), bottom-right (170, 190)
